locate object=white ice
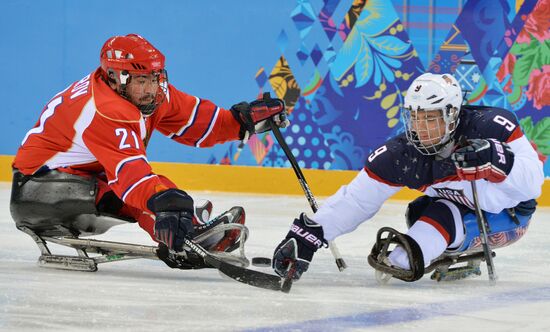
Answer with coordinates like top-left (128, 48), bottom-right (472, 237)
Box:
top-left (1, 182), bottom-right (549, 331)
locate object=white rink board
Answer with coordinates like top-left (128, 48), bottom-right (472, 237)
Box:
top-left (1, 183), bottom-right (549, 331)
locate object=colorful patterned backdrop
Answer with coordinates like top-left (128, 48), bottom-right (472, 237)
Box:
top-left (211, 0), bottom-right (549, 176)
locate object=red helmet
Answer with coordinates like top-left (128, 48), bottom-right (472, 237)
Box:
top-left (99, 34), bottom-right (168, 116)
top-left (100, 34), bottom-right (165, 75)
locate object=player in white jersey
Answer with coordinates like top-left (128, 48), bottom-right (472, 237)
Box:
top-left (272, 73), bottom-right (544, 282)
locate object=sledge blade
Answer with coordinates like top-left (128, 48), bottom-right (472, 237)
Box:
top-left (431, 262), bottom-right (482, 282)
top-left (38, 254), bottom-right (98, 272)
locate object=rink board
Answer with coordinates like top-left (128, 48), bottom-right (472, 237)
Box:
top-left (1, 155), bottom-right (548, 205)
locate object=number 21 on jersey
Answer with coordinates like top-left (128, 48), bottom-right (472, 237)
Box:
top-left (115, 128), bottom-right (140, 149)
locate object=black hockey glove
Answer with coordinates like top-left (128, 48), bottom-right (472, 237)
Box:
top-left (452, 138), bottom-right (514, 183)
top-left (272, 213), bottom-right (327, 280)
top-left (156, 243), bottom-right (209, 270)
top-left (147, 189), bottom-right (195, 252)
top-left (230, 92), bottom-right (289, 140)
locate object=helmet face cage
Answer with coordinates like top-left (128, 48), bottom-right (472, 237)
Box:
top-left (402, 73), bottom-right (462, 155)
top-left (124, 69), bottom-right (168, 116)
top-left (139, 69), bottom-right (168, 116)
top-left (402, 104), bottom-right (460, 155)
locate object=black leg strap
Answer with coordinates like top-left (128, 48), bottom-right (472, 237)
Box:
top-left (367, 227), bottom-right (425, 282)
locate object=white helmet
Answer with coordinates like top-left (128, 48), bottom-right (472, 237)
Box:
top-left (402, 73), bottom-right (463, 155)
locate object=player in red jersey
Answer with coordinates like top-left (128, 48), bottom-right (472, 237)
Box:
top-left (10, 34), bottom-right (288, 268)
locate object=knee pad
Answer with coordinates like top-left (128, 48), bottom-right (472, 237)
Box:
top-left (514, 199), bottom-right (537, 217)
top-left (97, 191), bottom-right (124, 216)
top-left (406, 195), bottom-right (436, 228)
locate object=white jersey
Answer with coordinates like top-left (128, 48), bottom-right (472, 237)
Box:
top-left (313, 106), bottom-right (544, 241)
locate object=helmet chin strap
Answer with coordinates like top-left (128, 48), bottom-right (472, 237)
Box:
top-left (138, 103), bottom-right (156, 116)
top-left (434, 138), bottom-right (455, 160)
top-left (117, 70), bottom-right (130, 98)
top-left (409, 130), bottom-right (454, 157)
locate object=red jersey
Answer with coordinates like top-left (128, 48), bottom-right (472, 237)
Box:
top-left (14, 68), bottom-right (241, 212)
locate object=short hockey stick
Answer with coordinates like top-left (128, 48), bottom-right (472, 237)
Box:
top-left (267, 110), bottom-right (347, 272)
top-left (42, 233), bottom-right (288, 292)
top-left (470, 180), bottom-right (498, 285)
top-left (182, 237), bottom-right (290, 292)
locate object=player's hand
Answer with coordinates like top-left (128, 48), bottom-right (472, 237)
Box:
top-left (147, 189), bottom-right (195, 252)
top-left (452, 138), bottom-right (514, 183)
top-left (230, 92), bottom-right (289, 139)
top-left (272, 213), bottom-right (326, 280)
top-left (153, 210), bottom-right (194, 251)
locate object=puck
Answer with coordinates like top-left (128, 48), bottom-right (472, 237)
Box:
top-left (251, 257), bottom-right (272, 267)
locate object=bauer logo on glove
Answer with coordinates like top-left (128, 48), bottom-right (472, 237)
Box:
top-left (290, 223), bottom-right (325, 249)
top-left (272, 213), bottom-right (327, 280)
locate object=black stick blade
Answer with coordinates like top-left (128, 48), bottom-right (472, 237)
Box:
top-left (216, 259), bottom-right (284, 292)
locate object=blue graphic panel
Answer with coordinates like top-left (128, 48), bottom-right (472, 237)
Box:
top-left (4, 0), bottom-right (549, 177)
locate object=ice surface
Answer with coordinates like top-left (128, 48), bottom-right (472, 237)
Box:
top-left (1, 183), bottom-right (549, 331)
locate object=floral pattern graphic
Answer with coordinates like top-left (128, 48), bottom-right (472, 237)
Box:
top-left (520, 116), bottom-right (550, 163)
top-left (516, 0), bottom-right (550, 44)
top-left (332, 0), bottom-right (416, 87)
top-left (525, 65), bottom-right (550, 110)
top-left (269, 56), bottom-right (301, 114)
top-left (212, 0), bottom-right (550, 179)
